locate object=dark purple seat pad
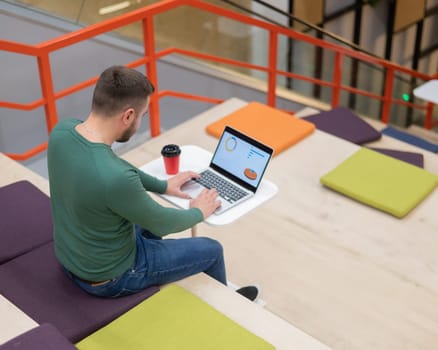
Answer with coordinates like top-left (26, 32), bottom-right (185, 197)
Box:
top-left (0, 181), bottom-right (53, 264)
top-left (0, 324), bottom-right (76, 350)
top-left (303, 107), bottom-right (381, 145)
top-left (368, 147), bottom-right (424, 168)
top-left (0, 242), bottom-right (159, 343)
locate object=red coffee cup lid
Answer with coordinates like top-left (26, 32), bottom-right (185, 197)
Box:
top-left (161, 144), bottom-right (181, 157)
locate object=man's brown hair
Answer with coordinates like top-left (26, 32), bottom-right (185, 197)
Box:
top-left (92, 65), bottom-right (155, 116)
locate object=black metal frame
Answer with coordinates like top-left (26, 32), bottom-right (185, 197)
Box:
top-left (220, 0), bottom-right (436, 125)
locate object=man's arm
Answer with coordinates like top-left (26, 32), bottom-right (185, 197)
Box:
top-left (107, 169), bottom-right (203, 236)
top-left (137, 169), bottom-right (167, 193)
top-left (138, 169), bottom-right (221, 219)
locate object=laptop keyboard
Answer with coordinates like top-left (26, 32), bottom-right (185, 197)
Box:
top-left (194, 169), bottom-right (248, 203)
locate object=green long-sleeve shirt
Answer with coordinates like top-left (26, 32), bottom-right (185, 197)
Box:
top-left (47, 119), bottom-right (203, 281)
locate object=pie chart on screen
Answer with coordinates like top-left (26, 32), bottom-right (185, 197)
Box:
top-left (244, 168), bottom-right (258, 180)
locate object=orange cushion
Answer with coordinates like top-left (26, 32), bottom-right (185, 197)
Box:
top-left (206, 102), bottom-right (315, 156)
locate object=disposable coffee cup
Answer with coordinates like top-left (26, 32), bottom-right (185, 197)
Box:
top-left (161, 144), bottom-right (181, 175)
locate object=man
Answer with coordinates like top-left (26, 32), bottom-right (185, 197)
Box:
top-left (48, 65), bottom-right (258, 301)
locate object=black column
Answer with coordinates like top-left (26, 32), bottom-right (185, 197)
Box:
top-left (286, 0), bottom-right (294, 90)
top-left (348, 0), bottom-right (363, 109)
top-left (384, 0), bottom-right (396, 61)
top-left (406, 19), bottom-right (424, 126)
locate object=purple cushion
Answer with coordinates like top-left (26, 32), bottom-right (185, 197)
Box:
top-left (368, 147), bottom-right (424, 168)
top-left (0, 242), bottom-right (159, 343)
top-left (0, 324), bottom-right (76, 350)
top-left (303, 107), bottom-right (382, 144)
top-left (0, 181), bottom-right (53, 264)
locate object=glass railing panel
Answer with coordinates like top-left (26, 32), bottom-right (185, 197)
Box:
top-left (349, 59), bottom-right (385, 121)
top-left (247, 25), bottom-right (269, 82)
top-left (318, 46), bottom-right (343, 106)
top-left (4, 0), bottom-right (435, 129)
top-left (0, 51), bottom-right (41, 103)
top-left (0, 108), bottom-right (48, 154)
top-left (12, 0), bottom-right (83, 22)
top-left (49, 36), bottom-right (144, 90)
top-left (151, 2), bottom-right (272, 91)
top-left (155, 6), bottom-right (248, 55)
top-left (77, 1), bottom-right (153, 42)
top-left (77, 0), bottom-right (259, 78)
top-left (388, 71), bottom-right (413, 126)
top-left (276, 32), bottom-right (327, 100)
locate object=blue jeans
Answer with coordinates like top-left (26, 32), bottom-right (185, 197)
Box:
top-left (64, 226), bottom-right (227, 297)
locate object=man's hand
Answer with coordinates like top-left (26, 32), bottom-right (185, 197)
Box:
top-left (190, 188), bottom-right (221, 219)
top-left (165, 171), bottom-right (199, 199)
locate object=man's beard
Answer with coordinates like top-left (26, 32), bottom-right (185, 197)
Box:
top-left (116, 121), bottom-right (137, 143)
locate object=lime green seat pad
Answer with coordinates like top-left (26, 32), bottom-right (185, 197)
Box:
top-left (320, 148), bottom-right (438, 218)
top-left (76, 285), bottom-right (274, 350)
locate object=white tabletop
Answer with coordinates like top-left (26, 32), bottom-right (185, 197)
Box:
top-left (140, 145), bottom-right (278, 226)
top-left (413, 79), bottom-right (438, 104)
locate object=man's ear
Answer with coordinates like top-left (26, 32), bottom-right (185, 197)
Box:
top-left (121, 108), bottom-right (135, 125)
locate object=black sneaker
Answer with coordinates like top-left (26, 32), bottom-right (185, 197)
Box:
top-left (235, 285), bottom-right (259, 302)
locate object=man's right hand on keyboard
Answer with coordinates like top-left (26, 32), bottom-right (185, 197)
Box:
top-left (190, 188), bottom-right (222, 219)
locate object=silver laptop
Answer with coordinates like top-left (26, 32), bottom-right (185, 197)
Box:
top-left (182, 126), bottom-right (273, 215)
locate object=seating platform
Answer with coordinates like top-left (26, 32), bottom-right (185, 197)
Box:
top-left (0, 180), bottom-right (159, 343)
top-left (0, 131), bottom-right (329, 349)
top-left (4, 98), bottom-right (438, 350)
top-left (121, 98), bottom-right (438, 350)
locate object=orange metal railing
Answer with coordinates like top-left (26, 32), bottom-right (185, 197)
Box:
top-left (0, 0), bottom-right (436, 161)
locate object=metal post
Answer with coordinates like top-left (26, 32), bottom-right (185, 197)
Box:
top-left (382, 68), bottom-right (394, 124)
top-left (286, 0), bottom-right (294, 90)
top-left (425, 103), bottom-right (433, 129)
top-left (142, 16), bottom-right (161, 137)
top-left (380, 0), bottom-right (396, 122)
top-left (267, 30), bottom-right (278, 107)
top-left (331, 52), bottom-right (343, 108)
top-left (37, 52), bottom-right (58, 133)
top-left (312, 30), bottom-right (323, 99)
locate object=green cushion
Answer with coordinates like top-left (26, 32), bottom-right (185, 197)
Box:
top-left (76, 285), bottom-right (274, 350)
top-left (320, 148), bottom-right (438, 218)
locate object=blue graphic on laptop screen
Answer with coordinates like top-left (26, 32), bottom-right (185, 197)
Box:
top-left (214, 130), bottom-right (270, 186)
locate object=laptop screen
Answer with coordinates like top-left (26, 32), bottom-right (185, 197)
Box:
top-left (210, 126), bottom-right (273, 192)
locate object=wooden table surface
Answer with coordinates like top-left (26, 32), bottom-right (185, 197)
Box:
top-left (0, 100), bottom-right (334, 349)
top-left (123, 98), bottom-right (438, 350)
top-left (2, 98), bottom-right (438, 349)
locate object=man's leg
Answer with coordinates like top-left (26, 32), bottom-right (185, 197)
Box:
top-left (65, 229), bottom-right (226, 298)
top-left (137, 233), bottom-right (227, 287)
top-left (134, 225), bottom-right (226, 285)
